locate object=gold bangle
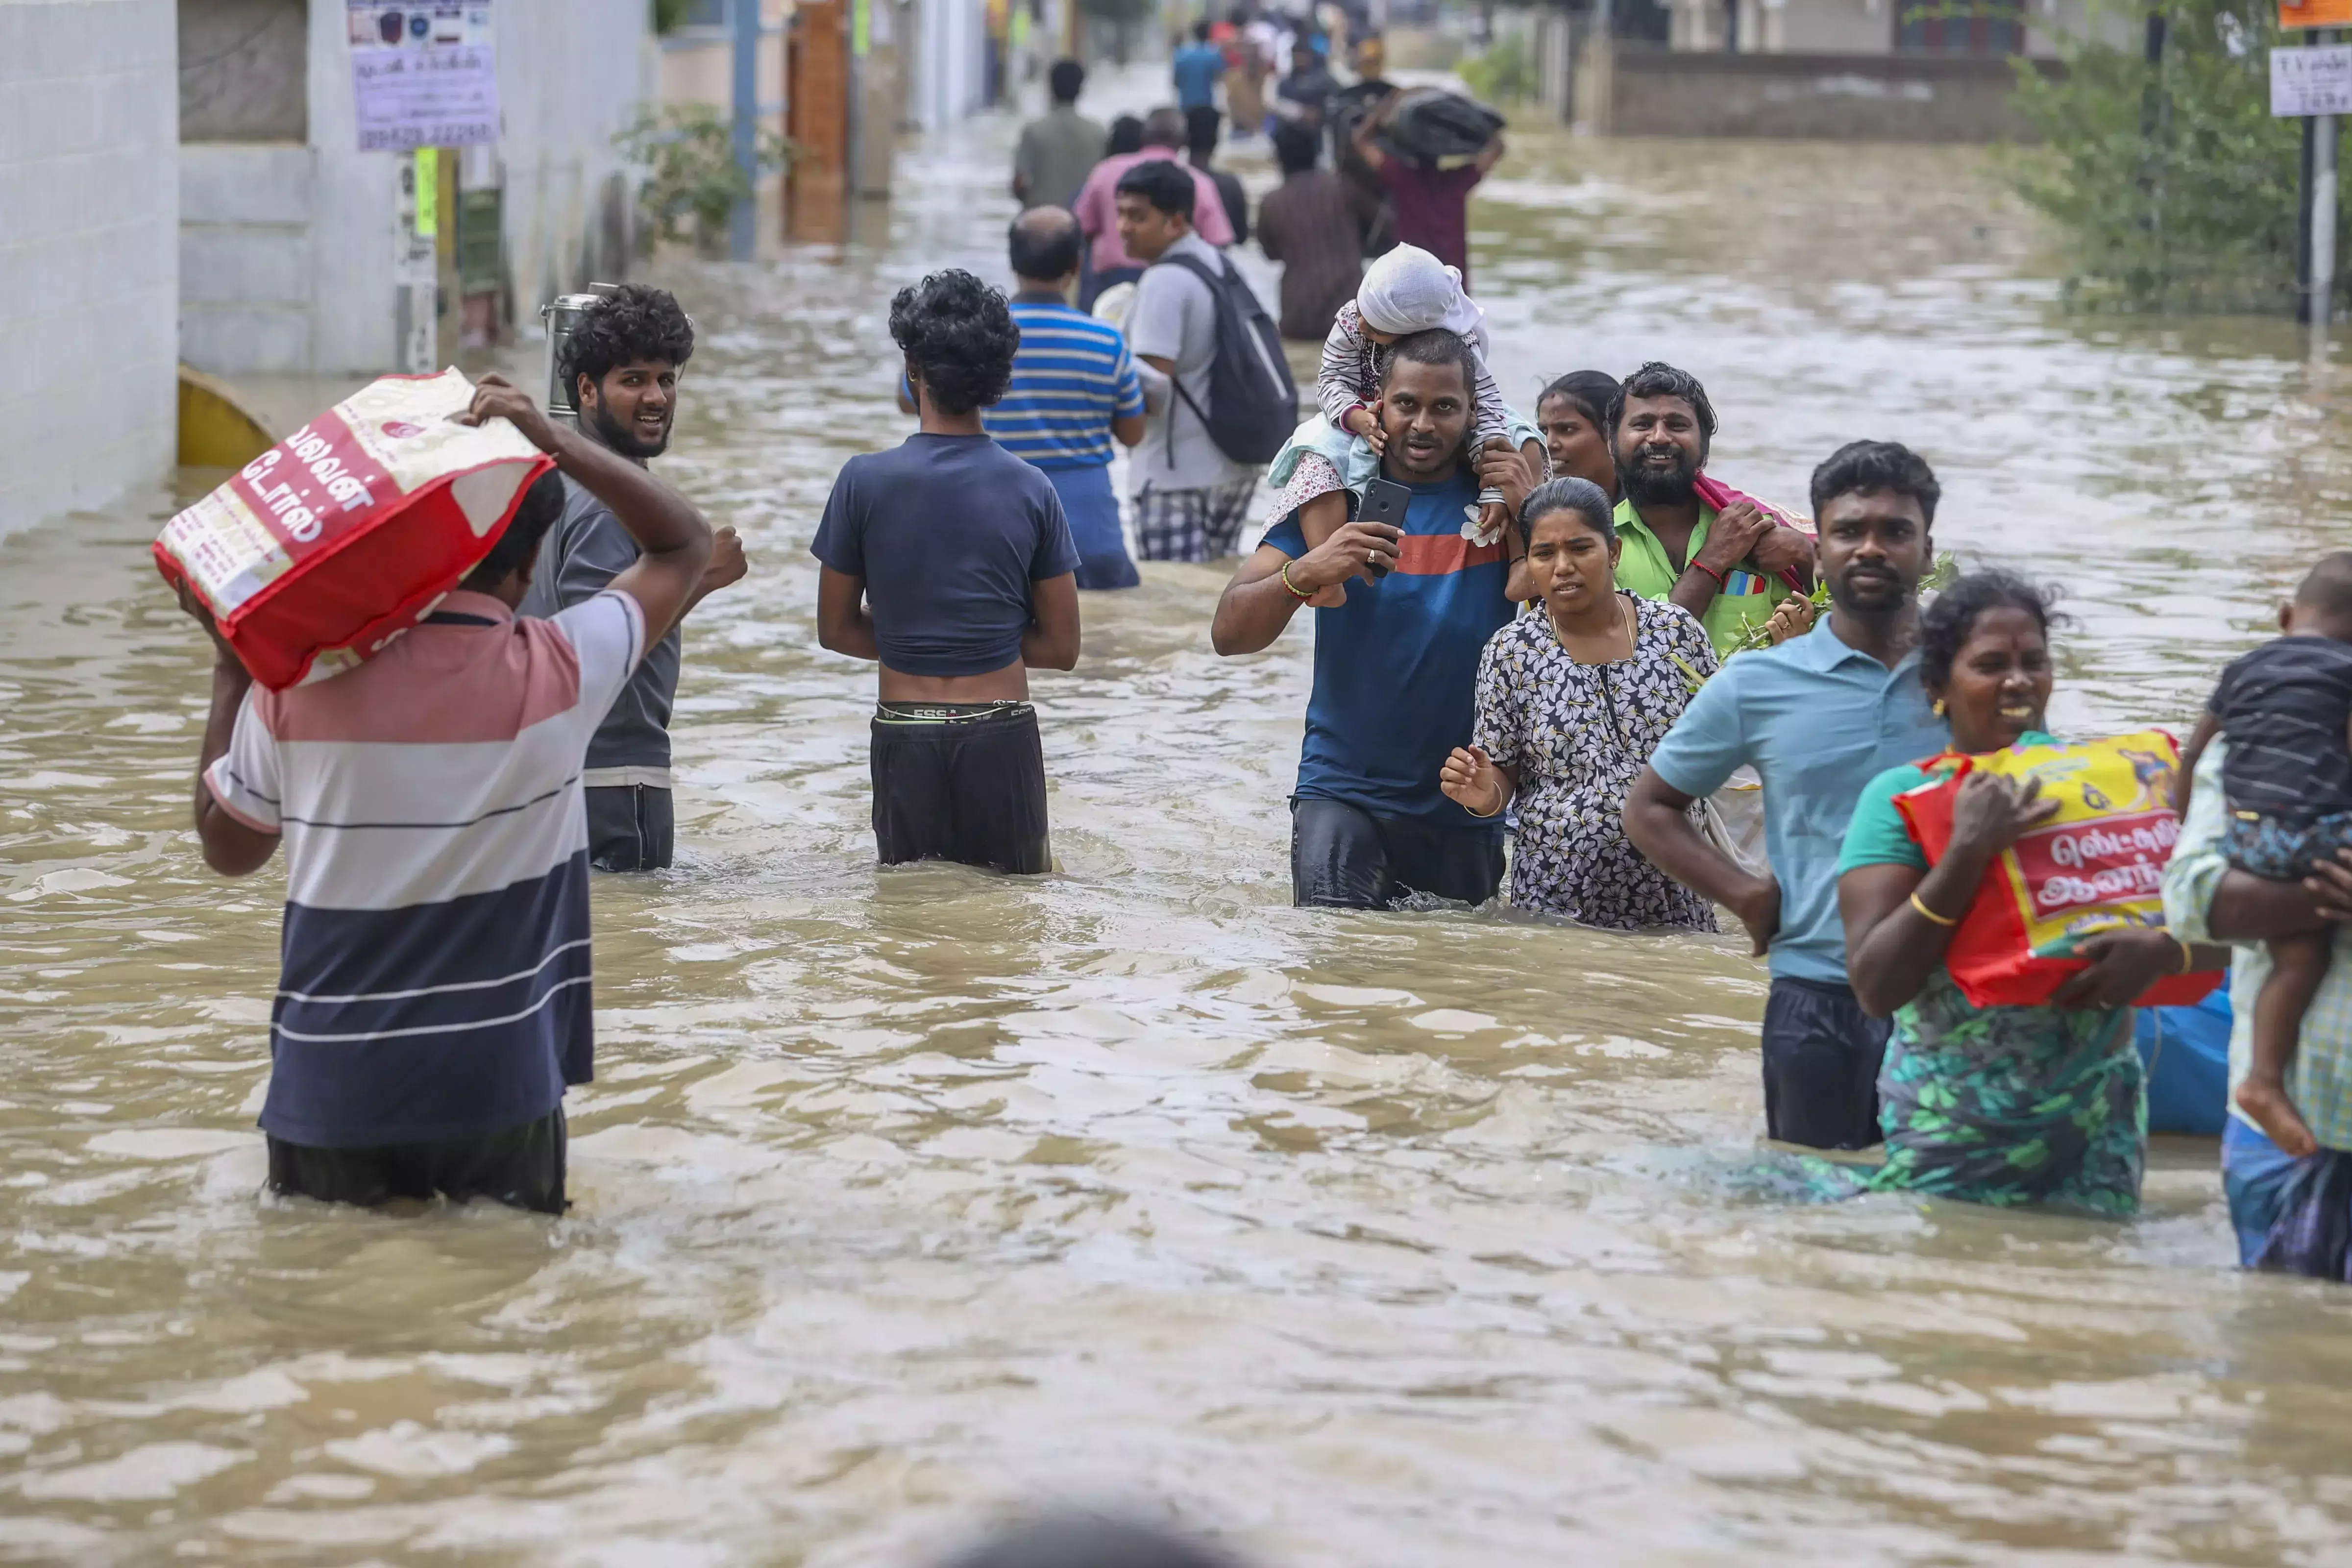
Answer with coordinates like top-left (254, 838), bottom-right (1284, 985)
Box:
top-left (2176, 934), bottom-right (2195, 975)
top-left (1909, 890), bottom-right (1960, 928)
top-left (1278, 561), bottom-right (1314, 603)
top-left (1465, 792), bottom-right (1505, 819)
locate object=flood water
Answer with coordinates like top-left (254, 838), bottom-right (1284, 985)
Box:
top-left (11, 80), bottom-right (2352, 1567)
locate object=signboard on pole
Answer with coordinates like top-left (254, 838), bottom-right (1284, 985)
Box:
top-left (347, 3), bottom-right (500, 152)
top-left (2275, 43), bottom-right (2352, 115)
top-left (2282, 0), bottom-right (2352, 27)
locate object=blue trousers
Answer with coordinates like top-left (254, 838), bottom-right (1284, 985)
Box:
top-left (2223, 1117), bottom-right (2352, 1276)
top-left (1043, 464), bottom-right (1139, 590)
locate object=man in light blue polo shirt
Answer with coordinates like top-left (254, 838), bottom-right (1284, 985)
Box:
top-left (1623, 441), bottom-right (1949, 1150)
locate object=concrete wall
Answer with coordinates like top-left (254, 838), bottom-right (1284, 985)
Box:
top-left (0, 0), bottom-right (179, 539)
top-left (1665, 0), bottom-right (2133, 57)
top-left (1590, 44), bottom-right (2059, 140)
top-left (181, 0), bottom-right (651, 379)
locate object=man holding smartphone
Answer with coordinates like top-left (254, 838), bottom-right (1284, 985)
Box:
top-left (1210, 329), bottom-right (1528, 907)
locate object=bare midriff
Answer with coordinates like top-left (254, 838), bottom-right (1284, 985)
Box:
top-left (876, 657), bottom-right (1029, 704)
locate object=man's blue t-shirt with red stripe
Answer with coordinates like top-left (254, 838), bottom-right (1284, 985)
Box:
top-left (1262, 465), bottom-right (1516, 829)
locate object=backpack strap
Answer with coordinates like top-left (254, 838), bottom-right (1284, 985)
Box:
top-left (1148, 250), bottom-right (1238, 463)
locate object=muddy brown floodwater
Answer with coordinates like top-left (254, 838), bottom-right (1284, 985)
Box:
top-left (9, 78), bottom-right (2352, 1567)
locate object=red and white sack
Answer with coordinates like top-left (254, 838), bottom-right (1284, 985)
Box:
top-left (154, 368), bottom-right (554, 689)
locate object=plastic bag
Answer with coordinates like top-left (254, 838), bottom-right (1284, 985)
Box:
top-left (154, 369), bottom-right (552, 690)
top-left (1889, 730), bottom-right (2226, 1009)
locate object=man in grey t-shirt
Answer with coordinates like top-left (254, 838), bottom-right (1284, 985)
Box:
top-left (1012, 58), bottom-right (1104, 212)
top-left (519, 285), bottom-right (746, 871)
top-left (1118, 158), bottom-right (1262, 562)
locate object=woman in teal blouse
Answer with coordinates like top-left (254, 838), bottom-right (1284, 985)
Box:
top-left (1833, 572), bottom-right (2220, 1216)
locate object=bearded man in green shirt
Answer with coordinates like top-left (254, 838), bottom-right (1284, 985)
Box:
top-left (1608, 361), bottom-right (1816, 656)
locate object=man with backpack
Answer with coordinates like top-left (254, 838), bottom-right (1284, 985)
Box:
top-left (1118, 159), bottom-right (1296, 563)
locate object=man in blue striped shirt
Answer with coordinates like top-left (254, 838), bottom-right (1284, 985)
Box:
top-left (999, 207), bottom-right (1148, 589)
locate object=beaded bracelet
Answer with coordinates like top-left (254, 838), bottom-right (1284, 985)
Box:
top-left (1278, 562), bottom-right (1314, 603)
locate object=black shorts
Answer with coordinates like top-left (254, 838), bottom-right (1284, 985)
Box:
top-left (871, 702), bottom-right (1051, 875)
top-left (585, 784), bottom-right (674, 872)
top-left (267, 1105), bottom-right (568, 1214)
top-left (1760, 976), bottom-right (1891, 1151)
top-left (1290, 797), bottom-right (1506, 910)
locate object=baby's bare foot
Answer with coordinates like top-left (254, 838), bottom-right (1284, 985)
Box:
top-left (2236, 1078), bottom-right (2319, 1159)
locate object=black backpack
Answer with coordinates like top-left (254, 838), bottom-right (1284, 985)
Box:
top-left (1153, 250), bottom-right (1298, 466)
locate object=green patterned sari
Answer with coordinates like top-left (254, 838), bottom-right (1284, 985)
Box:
top-left (1861, 969), bottom-right (2147, 1217)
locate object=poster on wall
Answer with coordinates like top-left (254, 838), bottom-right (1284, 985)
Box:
top-left (347, 3), bottom-right (500, 152)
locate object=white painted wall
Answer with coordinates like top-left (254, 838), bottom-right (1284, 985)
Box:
top-left (181, 0), bottom-right (653, 378)
top-left (912, 0), bottom-right (988, 132)
top-left (0, 0), bottom-right (179, 538)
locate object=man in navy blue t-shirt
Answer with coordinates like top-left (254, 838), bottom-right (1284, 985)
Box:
top-left (813, 270), bottom-right (1082, 874)
top-left (1210, 330), bottom-right (1527, 907)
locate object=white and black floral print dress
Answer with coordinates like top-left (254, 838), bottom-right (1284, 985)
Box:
top-left (1473, 594), bottom-right (1721, 930)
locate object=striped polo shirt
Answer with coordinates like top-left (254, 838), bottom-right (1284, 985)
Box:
top-left (204, 588), bottom-right (645, 1148)
top-left (984, 300), bottom-right (1146, 470)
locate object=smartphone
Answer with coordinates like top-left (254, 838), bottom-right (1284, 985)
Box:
top-left (1358, 478), bottom-right (1412, 578)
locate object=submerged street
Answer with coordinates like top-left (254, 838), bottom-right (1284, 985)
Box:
top-left (5, 83), bottom-right (2352, 1564)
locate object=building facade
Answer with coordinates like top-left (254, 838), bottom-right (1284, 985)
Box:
top-left (0, 0), bottom-right (179, 539)
top-left (179, 0), bottom-right (650, 379)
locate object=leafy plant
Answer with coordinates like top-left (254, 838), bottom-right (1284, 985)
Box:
top-left (1458, 30), bottom-right (1536, 105)
top-left (616, 103), bottom-right (797, 255)
top-left (1671, 553), bottom-right (1962, 691)
top-left (2002, 0), bottom-right (2337, 314)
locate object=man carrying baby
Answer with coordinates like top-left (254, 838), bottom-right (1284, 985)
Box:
top-left (1209, 330), bottom-right (1522, 907)
top-left (2177, 552), bottom-right (2352, 1157)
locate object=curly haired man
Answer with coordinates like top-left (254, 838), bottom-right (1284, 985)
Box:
top-left (812, 269), bottom-right (1083, 874)
top-left (520, 283), bottom-right (747, 872)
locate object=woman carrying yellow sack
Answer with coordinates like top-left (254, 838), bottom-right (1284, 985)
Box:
top-left (1818, 571), bottom-right (2230, 1216)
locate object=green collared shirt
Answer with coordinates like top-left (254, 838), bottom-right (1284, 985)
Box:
top-left (1613, 498), bottom-right (1796, 656)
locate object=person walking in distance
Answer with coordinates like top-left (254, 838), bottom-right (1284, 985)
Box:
top-left (813, 270), bottom-right (1083, 874)
top-left (1622, 441), bottom-right (1952, 1150)
top-left (183, 375), bottom-right (714, 1213)
top-left (1349, 86), bottom-right (1503, 290)
top-left (1071, 107), bottom-right (1237, 311)
top-left (519, 285), bottom-right (746, 873)
top-left (1173, 20), bottom-right (1227, 114)
top-left (1186, 108), bottom-right (1250, 246)
top-left (995, 207), bottom-right (1149, 590)
top-left (1119, 159), bottom-right (1283, 563)
top-left (1256, 119), bottom-right (1361, 343)
top-left (1013, 58), bottom-right (1105, 212)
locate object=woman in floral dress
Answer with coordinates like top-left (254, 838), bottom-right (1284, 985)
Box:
top-left (1440, 477), bottom-right (1720, 930)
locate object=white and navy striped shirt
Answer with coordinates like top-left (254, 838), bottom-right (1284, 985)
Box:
top-left (205, 588), bottom-right (645, 1148)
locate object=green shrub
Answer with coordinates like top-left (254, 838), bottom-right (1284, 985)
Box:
top-left (2004, 0), bottom-right (2342, 314)
top-left (1459, 29), bottom-right (1536, 105)
top-left (616, 103), bottom-right (797, 255)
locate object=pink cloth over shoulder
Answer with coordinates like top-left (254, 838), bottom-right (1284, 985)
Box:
top-left (1073, 150), bottom-right (1238, 273)
top-left (1693, 473), bottom-right (1813, 592)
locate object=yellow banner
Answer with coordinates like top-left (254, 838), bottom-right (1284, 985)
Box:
top-left (414, 148), bottom-right (439, 238)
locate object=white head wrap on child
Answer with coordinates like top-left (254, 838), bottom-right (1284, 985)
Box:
top-left (1355, 245), bottom-right (1490, 357)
